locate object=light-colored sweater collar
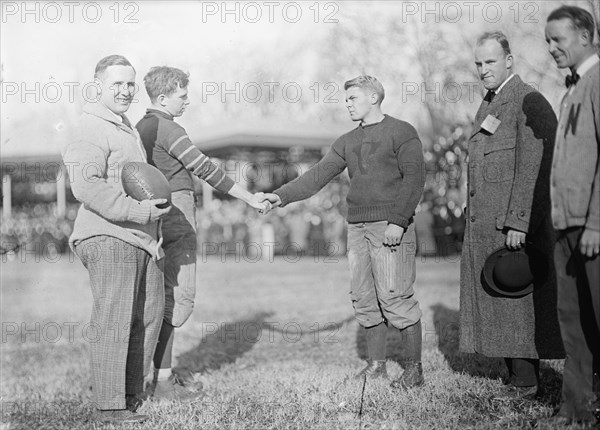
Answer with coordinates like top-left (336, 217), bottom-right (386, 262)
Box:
top-left (82, 101), bottom-right (145, 159)
top-left (83, 101), bottom-right (132, 128)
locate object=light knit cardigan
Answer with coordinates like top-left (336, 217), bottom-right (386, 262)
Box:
top-left (63, 101), bottom-right (163, 259)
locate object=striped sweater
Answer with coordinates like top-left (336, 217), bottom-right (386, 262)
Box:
top-left (136, 109), bottom-right (235, 194)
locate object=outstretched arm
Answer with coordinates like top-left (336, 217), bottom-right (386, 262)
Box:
top-left (164, 129), bottom-right (235, 194)
top-left (227, 183), bottom-right (270, 212)
top-left (164, 129), bottom-right (271, 212)
top-left (273, 146), bottom-right (347, 207)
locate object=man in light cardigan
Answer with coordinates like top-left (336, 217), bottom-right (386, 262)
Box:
top-left (545, 5), bottom-right (600, 427)
top-left (62, 55), bottom-right (171, 425)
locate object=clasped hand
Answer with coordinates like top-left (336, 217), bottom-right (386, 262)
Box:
top-left (253, 192), bottom-right (282, 215)
top-left (248, 192), bottom-right (282, 215)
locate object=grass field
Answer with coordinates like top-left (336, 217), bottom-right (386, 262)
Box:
top-left (0, 253), bottom-right (574, 429)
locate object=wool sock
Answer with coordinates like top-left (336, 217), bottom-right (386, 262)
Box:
top-left (154, 321), bottom-right (175, 380)
top-left (366, 322), bottom-right (388, 361)
top-left (400, 319), bottom-right (422, 362)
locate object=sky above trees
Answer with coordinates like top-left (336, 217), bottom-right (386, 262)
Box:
top-left (1, 0), bottom-right (596, 157)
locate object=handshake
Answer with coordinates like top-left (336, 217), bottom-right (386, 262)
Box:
top-left (251, 192), bottom-right (282, 215)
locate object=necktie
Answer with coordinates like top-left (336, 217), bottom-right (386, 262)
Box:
top-left (484, 90), bottom-right (496, 103)
top-left (565, 73), bottom-right (580, 88)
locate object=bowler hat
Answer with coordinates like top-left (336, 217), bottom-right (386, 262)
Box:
top-left (482, 247), bottom-right (544, 297)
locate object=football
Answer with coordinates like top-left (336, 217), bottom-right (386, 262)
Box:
top-left (121, 161), bottom-right (172, 208)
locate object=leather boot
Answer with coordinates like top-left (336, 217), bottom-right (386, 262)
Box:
top-left (354, 359), bottom-right (388, 379)
top-left (390, 361), bottom-right (424, 389)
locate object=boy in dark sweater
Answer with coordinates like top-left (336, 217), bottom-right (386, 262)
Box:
top-left (260, 76), bottom-right (426, 388)
top-left (137, 66), bottom-right (268, 400)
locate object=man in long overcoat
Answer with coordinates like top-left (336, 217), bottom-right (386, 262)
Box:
top-left (459, 31), bottom-right (564, 400)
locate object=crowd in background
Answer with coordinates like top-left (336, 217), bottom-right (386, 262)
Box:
top-left (0, 125), bottom-right (469, 259)
top-left (0, 183), bottom-right (351, 259)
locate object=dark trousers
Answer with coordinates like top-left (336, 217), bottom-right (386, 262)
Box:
top-left (504, 357), bottom-right (539, 387)
top-left (555, 227), bottom-right (600, 419)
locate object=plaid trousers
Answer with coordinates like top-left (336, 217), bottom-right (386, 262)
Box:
top-left (75, 236), bottom-right (164, 410)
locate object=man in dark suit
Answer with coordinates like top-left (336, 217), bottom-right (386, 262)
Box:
top-left (545, 5), bottom-right (600, 427)
top-left (459, 31), bottom-right (564, 400)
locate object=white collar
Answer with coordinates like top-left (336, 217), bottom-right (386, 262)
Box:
top-left (575, 54), bottom-right (599, 78)
top-left (493, 73), bottom-right (515, 95)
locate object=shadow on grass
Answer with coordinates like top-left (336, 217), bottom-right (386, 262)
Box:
top-left (431, 303), bottom-right (563, 407)
top-left (264, 315), bottom-right (355, 336)
top-left (431, 303), bottom-right (503, 378)
top-left (174, 311), bottom-right (274, 379)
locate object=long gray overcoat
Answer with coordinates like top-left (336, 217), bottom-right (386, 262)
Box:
top-left (459, 75), bottom-right (564, 359)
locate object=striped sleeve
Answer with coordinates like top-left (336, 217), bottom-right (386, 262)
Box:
top-left (165, 129), bottom-right (234, 193)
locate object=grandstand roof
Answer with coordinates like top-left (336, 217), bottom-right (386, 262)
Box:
top-left (197, 126), bottom-right (342, 158)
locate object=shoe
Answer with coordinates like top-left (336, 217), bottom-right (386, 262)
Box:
top-left (96, 409), bottom-right (148, 424)
top-left (354, 360), bottom-right (388, 380)
top-left (153, 374), bottom-right (203, 401)
top-left (126, 393), bottom-right (144, 412)
top-left (390, 361), bottom-right (424, 389)
top-left (493, 385), bottom-right (538, 401)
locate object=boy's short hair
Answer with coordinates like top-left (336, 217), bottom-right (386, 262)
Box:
top-left (94, 55), bottom-right (134, 79)
top-left (344, 75), bottom-right (385, 105)
top-left (143, 66), bottom-right (190, 102)
top-left (547, 5), bottom-right (596, 41)
top-left (476, 31), bottom-right (511, 56)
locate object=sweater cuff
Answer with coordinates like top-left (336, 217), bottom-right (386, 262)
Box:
top-left (213, 175), bottom-right (235, 194)
top-left (387, 214), bottom-right (410, 229)
top-left (273, 189), bottom-right (291, 208)
top-left (585, 217), bottom-right (600, 232)
top-left (128, 199), bottom-right (151, 224)
top-left (503, 219), bottom-right (529, 234)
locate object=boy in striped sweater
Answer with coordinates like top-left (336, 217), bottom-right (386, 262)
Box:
top-left (136, 66), bottom-right (268, 400)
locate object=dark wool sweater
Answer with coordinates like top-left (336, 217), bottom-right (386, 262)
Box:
top-left (275, 115), bottom-right (425, 228)
top-left (136, 109), bottom-right (234, 194)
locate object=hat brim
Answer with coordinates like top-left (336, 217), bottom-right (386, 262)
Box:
top-left (481, 247), bottom-right (536, 298)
